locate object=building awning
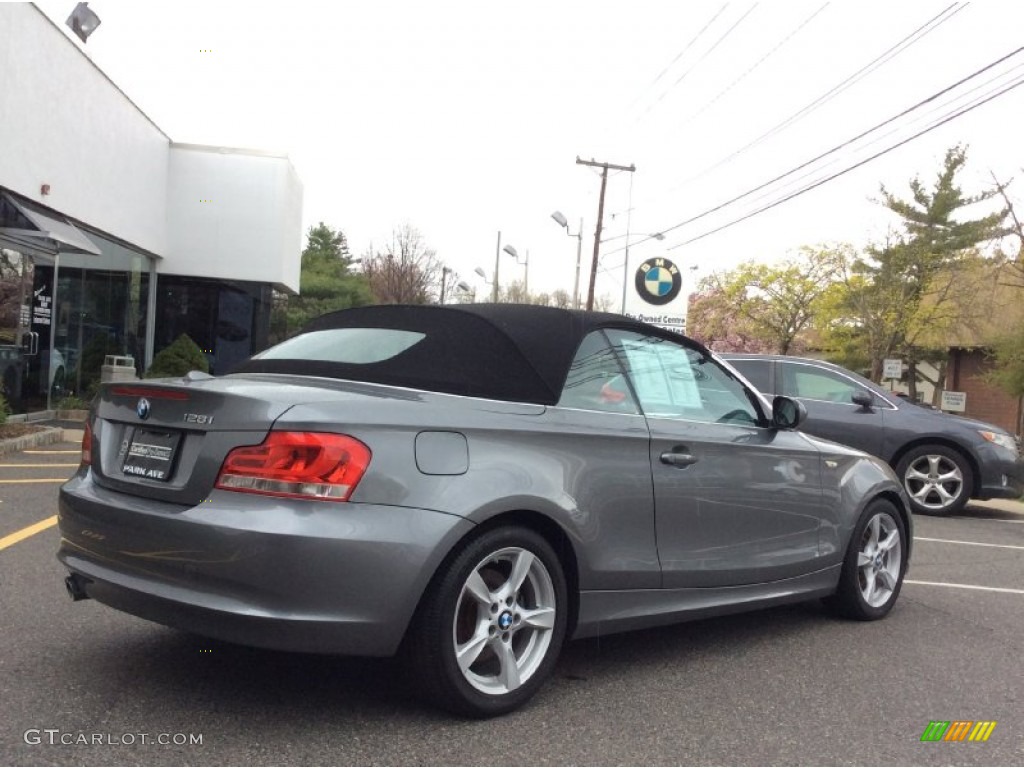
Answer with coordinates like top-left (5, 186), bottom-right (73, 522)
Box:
top-left (0, 192), bottom-right (102, 255)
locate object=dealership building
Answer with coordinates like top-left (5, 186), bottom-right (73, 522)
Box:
top-left (0, 3), bottom-right (302, 414)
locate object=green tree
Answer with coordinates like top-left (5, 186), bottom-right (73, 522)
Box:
top-left (690, 247), bottom-right (845, 354)
top-left (271, 223), bottom-right (374, 343)
top-left (988, 325), bottom-right (1024, 398)
top-left (841, 145), bottom-right (1008, 390)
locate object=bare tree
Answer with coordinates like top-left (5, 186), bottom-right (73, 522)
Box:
top-left (361, 224), bottom-right (442, 304)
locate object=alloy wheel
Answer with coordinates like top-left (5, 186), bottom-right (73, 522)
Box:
top-left (452, 546), bottom-right (557, 695)
top-left (903, 453), bottom-right (964, 512)
top-left (856, 511), bottom-right (902, 608)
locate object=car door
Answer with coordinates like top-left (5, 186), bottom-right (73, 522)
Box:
top-left (606, 330), bottom-right (827, 589)
top-left (776, 360), bottom-right (886, 457)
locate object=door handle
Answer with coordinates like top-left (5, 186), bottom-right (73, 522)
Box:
top-left (660, 451), bottom-right (698, 467)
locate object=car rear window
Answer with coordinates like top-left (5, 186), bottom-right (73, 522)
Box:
top-left (252, 328), bottom-right (426, 364)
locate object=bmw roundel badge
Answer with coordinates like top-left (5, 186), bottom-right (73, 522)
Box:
top-left (137, 397), bottom-right (151, 420)
top-left (635, 257), bottom-right (682, 306)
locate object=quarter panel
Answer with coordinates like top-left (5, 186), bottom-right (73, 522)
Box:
top-left (278, 398), bottom-right (660, 590)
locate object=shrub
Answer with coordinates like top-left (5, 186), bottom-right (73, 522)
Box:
top-left (0, 393), bottom-right (8, 425)
top-left (57, 395), bottom-right (91, 411)
top-left (145, 334), bottom-right (210, 378)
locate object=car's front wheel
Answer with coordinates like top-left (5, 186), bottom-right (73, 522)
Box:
top-left (895, 444), bottom-right (972, 516)
top-left (405, 526), bottom-right (568, 718)
top-left (825, 498), bottom-right (907, 620)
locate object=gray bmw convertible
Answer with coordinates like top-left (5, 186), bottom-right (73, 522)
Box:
top-left (58, 304), bottom-right (911, 717)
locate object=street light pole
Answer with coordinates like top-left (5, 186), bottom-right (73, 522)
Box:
top-left (573, 219), bottom-right (582, 309)
top-left (551, 211), bottom-right (584, 309)
top-left (493, 231), bottom-right (501, 303)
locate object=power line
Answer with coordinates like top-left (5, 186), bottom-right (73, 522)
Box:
top-left (629, 3), bottom-right (732, 111)
top-left (665, 2), bottom-right (966, 192)
top-left (664, 73), bottom-right (1024, 250)
top-left (676, 2), bottom-right (830, 130)
top-left (613, 44), bottom-right (1024, 254)
top-left (640, 3), bottom-right (760, 118)
top-left (732, 59), bottom-right (1024, 213)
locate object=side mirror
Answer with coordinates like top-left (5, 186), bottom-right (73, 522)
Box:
top-left (851, 390), bottom-right (873, 408)
top-left (772, 395), bottom-right (807, 430)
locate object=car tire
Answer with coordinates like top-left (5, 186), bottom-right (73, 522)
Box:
top-left (824, 498), bottom-right (907, 621)
top-left (895, 444), bottom-right (973, 516)
top-left (404, 526), bottom-right (568, 718)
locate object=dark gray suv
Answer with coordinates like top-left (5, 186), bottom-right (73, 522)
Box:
top-left (723, 354), bottom-right (1022, 516)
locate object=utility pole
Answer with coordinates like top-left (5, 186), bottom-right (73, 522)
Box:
top-left (576, 156), bottom-right (635, 311)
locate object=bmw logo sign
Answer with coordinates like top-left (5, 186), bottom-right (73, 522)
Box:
top-left (635, 257), bottom-right (682, 306)
top-left (498, 611), bottom-right (514, 630)
top-left (137, 398), bottom-right (151, 420)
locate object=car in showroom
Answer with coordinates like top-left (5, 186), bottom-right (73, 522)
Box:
top-left (59, 305), bottom-right (911, 717)
top-left (721, 353), bottom-right (1022, 517)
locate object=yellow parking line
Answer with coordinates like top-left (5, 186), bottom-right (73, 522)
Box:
top-left (0, 464), bottom-right (79, 468)
top-left (0, 479), bottom-right (69, 483)
top-left (0, 516), bottom-right (57, 551)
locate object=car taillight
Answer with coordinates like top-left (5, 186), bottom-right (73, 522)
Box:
top-left (215, 432), bottom-right (371, 502)
top-left (81, 421), bottom-right (93, 466)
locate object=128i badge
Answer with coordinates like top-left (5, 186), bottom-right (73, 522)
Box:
top-left (635, 258), bottom-right (682, 305)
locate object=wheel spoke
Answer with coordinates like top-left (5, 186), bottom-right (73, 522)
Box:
top-left (877, 568), bottom-right (897, 591)
top-left (934, 484), bottom-right (956, 503)
top-left (519, 605), bottom-right (555, 630)
top-left (863, 571), bottom-right (877, 604)
top-left (936, 468), bottom-right (962, 483)
top-left (455, 627), bottom-right (491, 674)
top-left (906, 468), bottom-right (931, 482)
top-left (857, 551), bottom-right (873, 567)
top-left (507, 550), bottom-right (536, 596)
top-left (928, 455), bottom-right (942, 474)
top-left (497, 641), bottom-right (521, 691)
top-left (911, 486), bottom-right (934, 503)
top-left (463, 570), bottom-right (493, 607)
top-left (878, 529), bottom-right (900, 553)
top-left (868, 515), bottom-right (881, 546)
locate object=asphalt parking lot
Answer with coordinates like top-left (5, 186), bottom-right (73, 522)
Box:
top-left (0, 439), bottom-right (1021, 766)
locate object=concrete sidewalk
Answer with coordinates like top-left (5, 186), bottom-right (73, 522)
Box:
top-left (967, 497), bottom-right (1024, 516)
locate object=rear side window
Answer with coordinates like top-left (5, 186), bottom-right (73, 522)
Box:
top-left (727, 358), bottom-right (772, 393)
top-left (780, 362), bottom-right (858, 403)
top-left (558, 332), bottom-right (639, 414)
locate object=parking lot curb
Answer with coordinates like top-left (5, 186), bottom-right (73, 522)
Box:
top-left (0, 426), bottom-right (67, 459)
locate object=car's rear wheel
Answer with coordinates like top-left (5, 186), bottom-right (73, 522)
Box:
top-left (825, 498), bottom-right (907, 620)
top-left (895, 444), bottom-right (972, 516)
top-left (405, 526), bottom-right (568, 718)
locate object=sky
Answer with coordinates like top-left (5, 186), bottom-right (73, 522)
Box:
top-left (32, 0), bottom-right (1024, 305)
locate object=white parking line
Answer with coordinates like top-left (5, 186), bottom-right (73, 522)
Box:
top-left (915, 536), bottom-right (1024, 551)
top-left (905, 580), bottom-right (1024, 595)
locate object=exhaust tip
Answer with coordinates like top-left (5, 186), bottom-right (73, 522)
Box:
top-left (64, 574), bottom-right (90, 601)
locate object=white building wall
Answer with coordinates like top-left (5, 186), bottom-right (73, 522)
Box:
top-left (165, 145), bottom-right (302, 293)
top-left (0, 3), bottom-right (169, 255)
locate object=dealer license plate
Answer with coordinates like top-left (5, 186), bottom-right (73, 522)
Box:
top-left (121, 428), bottom-right (181, 481)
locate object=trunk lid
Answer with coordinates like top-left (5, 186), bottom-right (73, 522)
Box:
top-left (90, 377), bottom-right (324, 506)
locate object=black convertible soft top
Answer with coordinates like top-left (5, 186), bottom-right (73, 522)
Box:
top-left (231, 303), bottom-right (687, 405)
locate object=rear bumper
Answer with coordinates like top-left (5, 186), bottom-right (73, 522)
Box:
top-left (975, 446), bottom-right (1024, 501)
top-left (58, 470), bottom-right (474, 656)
